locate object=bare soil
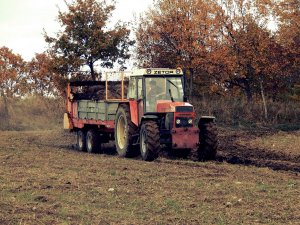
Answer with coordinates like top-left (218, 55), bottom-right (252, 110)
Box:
top-left (217, 127), bottom-right (300, 173)
top-left (0, 128), bottom-right (299, 224)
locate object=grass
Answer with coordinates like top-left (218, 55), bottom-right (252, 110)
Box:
top-left (246, 130), bottom-right (300, 157)
top-left (0, 129), bottom-right (299, 224)
top-left (0, 96), bottom-right (64, 131)
top-left (1, 95), bottom-right (299, 132)
top-left (192, 97), bottom-right (300, 127)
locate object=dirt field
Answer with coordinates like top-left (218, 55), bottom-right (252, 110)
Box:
top-left (0, 128), bottom-right (299, 224)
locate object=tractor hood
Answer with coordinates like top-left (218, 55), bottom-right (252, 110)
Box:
top-left (156, 100), bottom-right (194, 113)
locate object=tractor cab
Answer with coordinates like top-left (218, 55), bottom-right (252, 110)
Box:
top-left (145, 76), bottom-right (184, 112)
top-left (127, 68), bottom-right (187, 114)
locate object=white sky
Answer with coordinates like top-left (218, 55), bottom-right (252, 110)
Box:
top-left (0, 0), bottom-right (153, 61)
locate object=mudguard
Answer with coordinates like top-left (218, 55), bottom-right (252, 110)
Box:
top-left (129, 101), bottom-right (139, 126)
top-left (199, 116), bottom-right (216, 126)
top-left (141, 115), bottom-right (159, 121)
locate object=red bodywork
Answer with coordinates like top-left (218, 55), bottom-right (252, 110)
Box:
top-left (171, 127), bottom-right (199, 149)
top-left (156, 101), bottom-right (189, 113)
top-left (129, 100), bottom-right (139, 126)
top-left (157, 101), bottom-right (199, 149)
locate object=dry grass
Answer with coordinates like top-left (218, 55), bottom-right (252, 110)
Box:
top-left (193, 97), bottom-right (300, 127)
top-left (1, 96), bottom-right (300, 132)
top-left (246, 131), bottom-right (300, 157)
top-left (0, 96), bottom-right (64, 131)
top-left (0, 129), bottom-right (299, 224)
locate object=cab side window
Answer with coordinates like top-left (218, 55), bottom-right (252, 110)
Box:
top-left (127, 78), bottom-right (137, 99)
top-left (137, 78), bottom-right (143, 99)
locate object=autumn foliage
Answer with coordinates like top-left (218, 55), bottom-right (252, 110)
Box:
top-left (135, 0), bottom-right (299, 102)
top-left (0, 0), bottom-right (299, 129)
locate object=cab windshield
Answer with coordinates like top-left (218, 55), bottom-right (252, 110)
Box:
top-left (145, 77), bottom-right (184, 112)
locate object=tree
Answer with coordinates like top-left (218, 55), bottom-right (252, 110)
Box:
top-left (216, 0), bottom-right (300, 102)
top-left (45, 0), bottom-right (134, 81)
top-left (27, 53), bottom-right (59, 97)
top-left (275, 0), bottom-right (300, 85)
top-left (0, 47), bottom-right (26, 97)
top-left (135, 0), bottom-right (223, 98)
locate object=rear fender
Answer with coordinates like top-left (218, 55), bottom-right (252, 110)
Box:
top-left (129, 101), bottom-right (139, 126)
top-left (141, 115), bottom-right (159, 123)
top-left (199, 116), bottom-right (216, 127)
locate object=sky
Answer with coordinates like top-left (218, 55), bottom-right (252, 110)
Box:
top-left (0, 0), bottom-right (153, 61)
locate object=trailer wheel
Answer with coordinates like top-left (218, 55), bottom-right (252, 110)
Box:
top-left (86, 130), bottom-right (102, 154)
top-left (198, 121), bottom-right (218, 160)
top-left (77, 130), bottom-right (86, 152)
top-left (115, 105), bottom-right (138, 157)
top-left (140, 120), bottom-right (160, 161)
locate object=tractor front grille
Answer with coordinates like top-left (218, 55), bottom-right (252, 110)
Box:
top-left (175, 106), bottom-right (193, 112)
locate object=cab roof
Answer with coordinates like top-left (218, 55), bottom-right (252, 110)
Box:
top-left (130, 68), bottom-right (183, 77)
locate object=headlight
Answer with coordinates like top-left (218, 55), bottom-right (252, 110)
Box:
top-left (188, 119), bottom-right (193, 124)
top-left (176, 119), bottom-right (181, 124)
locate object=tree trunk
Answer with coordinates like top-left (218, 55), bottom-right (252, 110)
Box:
top-left (260, 80), bottom-right (268, 120)
top-left (244, 79), bottom-right (253, 103)
top-left (189, 68), bottom-right (194, 102)
top-left (89, 62), bottom-right (95, 81)
top-left (1, 92), bottom-right (10, 129)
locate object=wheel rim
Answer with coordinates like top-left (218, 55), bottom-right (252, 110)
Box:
top-left (140, 130), bottom-right (147, 156)
top-left (117, 115), bottom-right (126, 149)
top-left (78, 133), bottom-right (83, 149)
top-left (87, 133), bottom-right (92, 151)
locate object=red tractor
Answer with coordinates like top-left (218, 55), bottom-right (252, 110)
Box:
top-left (64, 68), bottom-right (218, 161)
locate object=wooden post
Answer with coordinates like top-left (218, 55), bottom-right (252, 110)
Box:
top-left (105, 72), bottom-right (108, 100)
top-left (121, 71), bottom-right (124, 100)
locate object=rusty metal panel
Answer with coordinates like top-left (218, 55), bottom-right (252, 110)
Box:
top-left (171, 127), bottom-right (199, 149)
top-left (107, 103), bottom-right (118, 114)
top-left (107, 115), bottom-right (116, 121)
top-left (87, 112), bottom-right (96, 120)
top-left (78, 100), bottom-right (88, 108)
top-left (97, 102), bottom-right (106, 113)
top-left (78, 112), bottom-right (87, 119)
top-left (97, 113), bottom-right (106, 121)
top-left (87, 101), bottom-right (96, 107)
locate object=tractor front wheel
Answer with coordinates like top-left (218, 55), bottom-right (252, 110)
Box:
top-left (140, 121), bottom-right (160, 161)
top-left (198, 121), bottom-right (218, 160)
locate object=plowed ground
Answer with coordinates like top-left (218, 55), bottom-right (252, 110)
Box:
top-left (0, 128), bottom-right (299, 224)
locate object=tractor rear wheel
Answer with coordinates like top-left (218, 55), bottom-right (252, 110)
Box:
top-left (198, 121), bottom-right (218, 160)
top-left (140, 121), bottom-right (160, 161)
top-left (115, 105), bottom-right (138, 157)
top-left (86, 130), bottom-right (102, 154)
top-left (77, 130), bottom-right (86, 152)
